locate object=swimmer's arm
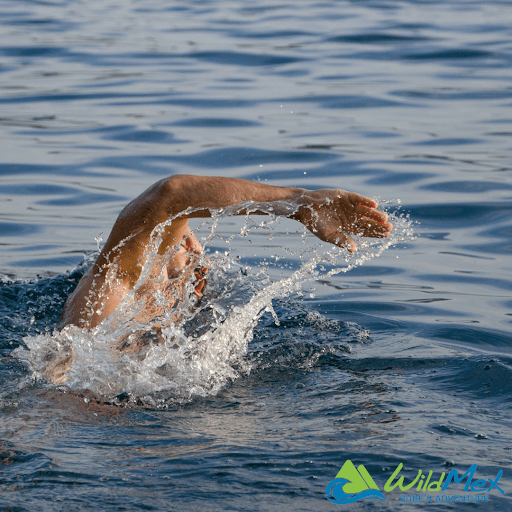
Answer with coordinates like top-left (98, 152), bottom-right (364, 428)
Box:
top-left (98, 174), bottom-right (392, 272)
top-left (152, 175), bottom-right (392, 251)
top-left (61, 175), bottom-right (391, 328)
top-left (154, 174), bottom-right (307, 218)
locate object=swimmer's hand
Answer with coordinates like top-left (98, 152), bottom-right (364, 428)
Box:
top-left (61, 176), bottom-right (392, 330)
top-left (295, 189), bottom-right (392, 252)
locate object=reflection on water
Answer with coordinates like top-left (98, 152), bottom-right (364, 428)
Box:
top-left (1, 0), bottom-right (512, 510)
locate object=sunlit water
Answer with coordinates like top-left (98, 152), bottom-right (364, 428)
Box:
top-left (1, 0), bottom-right (512, 510)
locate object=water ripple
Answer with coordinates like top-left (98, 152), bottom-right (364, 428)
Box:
top-left (1, 0), bottom-right (512, 509)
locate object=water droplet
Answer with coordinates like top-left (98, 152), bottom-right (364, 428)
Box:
top-left (15, 199), bottom-right (413, 399)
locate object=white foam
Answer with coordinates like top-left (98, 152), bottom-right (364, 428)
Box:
top-left (15, 202), bottom-right (414, 401)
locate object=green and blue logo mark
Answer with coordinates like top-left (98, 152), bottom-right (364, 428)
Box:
top-left (325, 460), bottom-right (386, 504)
top-left (326, 461), bottom-right (505, 505)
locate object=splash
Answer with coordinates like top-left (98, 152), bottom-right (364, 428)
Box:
top-left (15, 201), bottom-right (414, 402)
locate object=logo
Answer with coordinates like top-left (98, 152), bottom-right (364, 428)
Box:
top-left (326, 461), bottom-right (505, 505)
top-left (325, 460), bottom-right (386, 504)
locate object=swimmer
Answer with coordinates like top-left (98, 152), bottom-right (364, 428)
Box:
top-left (47, 175), bottom-right (391, 385)
top-left (62, 175), bottom-right (392, 329)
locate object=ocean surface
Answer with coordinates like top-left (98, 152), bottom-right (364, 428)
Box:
top-left (1, 0), bottom-right (512, 510)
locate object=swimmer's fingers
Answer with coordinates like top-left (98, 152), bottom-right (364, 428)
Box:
top-left (356, 216), bottom-right (393, 238)
top-left (183, 230), bottom-right (203, 255)
top-left (353, 204), bottom-right (388, 223)
top-left (299, 189), bottom-right (392, 249)
top-left (321, 230), bottom-right (357, 252)
top-left (346, 192), bottom-right (378, 210)
top-left (193, 267), bottom-right (208, 298)
top-left (352, 206), bottom-right (393, 238)
top-left (323, 215), bottom-right (392, 245)
top-left (329, 200), bottom-right (391, 237)
top-left (320, 211), bottom-right (392, 250)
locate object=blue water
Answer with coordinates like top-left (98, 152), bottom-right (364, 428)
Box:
top-left (1, 0), bottom-right (512, 510)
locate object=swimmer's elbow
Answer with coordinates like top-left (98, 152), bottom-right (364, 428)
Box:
top-left (156, 175), bottom-right (195, 214)
top-left (116, 175), bottom-right (192, 223)
top-left (158, 175), bottom-right (191, 199)
top-left (157, 175), bottom-right (218, 218)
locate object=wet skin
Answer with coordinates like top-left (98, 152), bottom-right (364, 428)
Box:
top-left (61, 175), bottom-right (392, 330)
top-left (46, 176), bottom-right (392, 385)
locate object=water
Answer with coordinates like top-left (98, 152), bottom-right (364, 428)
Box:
top-left (1, 0), bottom-right (511, 510)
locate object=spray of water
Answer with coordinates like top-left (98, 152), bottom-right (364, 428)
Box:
top-left (14, 201), bottom-right (414, 402)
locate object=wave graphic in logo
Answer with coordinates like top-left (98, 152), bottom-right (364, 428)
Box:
top-left (325, 460), bottom-right (386, 505)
